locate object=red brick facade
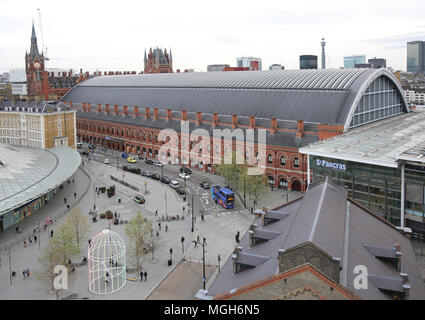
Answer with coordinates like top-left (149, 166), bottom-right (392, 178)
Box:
top-left (66, 102), bottom-right (339, 193)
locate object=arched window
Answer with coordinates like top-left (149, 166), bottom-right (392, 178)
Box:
top-left (280, 155), bottom-right (286, 166)
top-left (279, 178), bottom-right (288, 189)
top-left (267, 176), bottom-right (275, 185)
top-left (267, 154), bottom-right (273, 164)
top-left (293, 157), bottom-right (300, 168)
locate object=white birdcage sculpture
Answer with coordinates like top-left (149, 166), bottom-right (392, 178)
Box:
top-left (88, 229), bottom-right (126, 294)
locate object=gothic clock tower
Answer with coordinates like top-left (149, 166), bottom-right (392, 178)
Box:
top-left (25, 22), bottom-right (45, 96)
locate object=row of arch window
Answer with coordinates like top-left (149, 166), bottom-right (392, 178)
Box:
top-left (267, 153), bottom-right (300, 168)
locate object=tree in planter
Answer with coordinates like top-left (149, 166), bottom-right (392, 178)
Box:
top-left (125, 212), bottom-right (152, 277)
top-left (105, 210), bottom-right (114, 219)
top-left (107, 185), bottom-right (116, 198)
top-left (65, 207), bottom-right (91, 252)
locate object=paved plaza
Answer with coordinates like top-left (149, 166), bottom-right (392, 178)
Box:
top-left (0, 156), bottom-right (300, 300)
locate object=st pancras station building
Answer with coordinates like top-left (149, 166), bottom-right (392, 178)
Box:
top-left (61, 67), bottom-right (425, 236)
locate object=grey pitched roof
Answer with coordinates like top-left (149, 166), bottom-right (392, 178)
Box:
top-left (206, 177), bottom-right (425, 300)
top-left (62, 69), bottom-right (407, 130)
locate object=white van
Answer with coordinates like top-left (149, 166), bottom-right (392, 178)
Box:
top-left (169, 180), bottom-right (179, 189)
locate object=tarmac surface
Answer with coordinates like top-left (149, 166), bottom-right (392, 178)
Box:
top-left (0, 152), bottom-right (300, 300)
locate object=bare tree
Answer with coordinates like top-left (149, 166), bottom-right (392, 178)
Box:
top-left (125, 212), bottom-right (152, 277)
top-left (36, 239), bottom-right (63, 292)
top-left (65, 207), bottom-right (91, 252)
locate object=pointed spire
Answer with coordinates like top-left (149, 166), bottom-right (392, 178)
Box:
top-left (30, 21), bottom-right (40, 58)
top-left (144, 48), bottom-right (147, 62)
top-left (169, 48), bottom-right (172, 62)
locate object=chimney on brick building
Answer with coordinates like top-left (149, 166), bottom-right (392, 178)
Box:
top-left (212, 113), bottom-right (218, 128)
top-left (134, 106), bottom-right (139, 118)
top-left (270, 118), bottom-right (277, 133)
top-left (296, 120), bottom-right (304, 138)
top-left (105, 104), bottom-right (110, 115)
top-left (114, 105), bottom-right (119, 115)
top-left (260, 207), bottom-right (268, 227)
top-left (196, 112), bottom-right (202, 125)
top-left (181, 110), bottom-right (187, 121)
top-left (154, 108), bottom-right (159, 120)
top-left (249, 115), bottom-right (256, 129)
top-left (123, 106), bottom-right (128, 116)
top-left (145, 107), bottom-right (150, 119)
top-left (232, 246), bottom-right (243, 274)
top-left (394, 244), bottom-right (402, 272)
top-left (167, 109), bottom-right (172, 121)
top-left (248, 224), bottom-right (258, 247)
top-left (97, 104), bottom-right (101, 113)
top-left (87, 103), bottom-right (91, 112)
top-left (82, 102), bottom-right (86, 112)
top-left (401, 273), bottom-right (410, 300)
top-left (232, 114), bottom-right (238, 129)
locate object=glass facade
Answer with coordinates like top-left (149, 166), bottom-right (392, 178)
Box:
top-left (310, 156), bottom-right (425, 227)
top-left (407, 41), bottom-right (424, 74)
top-left (349, 76), bottom-right (404, 128)
top-left (300, 55), bottom-right (318, 70)
top-left (344, 55), bottom-right (366, 68)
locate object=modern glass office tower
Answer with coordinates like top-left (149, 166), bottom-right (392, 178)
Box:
top-left (344, 55), bottom-right (366, 68)
top-left (299, 55), bottom-right (318, 69)
top-left (407, 41), bottom-right (425, 74)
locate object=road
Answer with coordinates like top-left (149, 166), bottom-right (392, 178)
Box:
top-left (79, 143), bottom-right (243, 218)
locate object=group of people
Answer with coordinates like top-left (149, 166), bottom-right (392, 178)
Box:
top-left (139, 270), bottom-right (148, 282)
top-left (22, 268), bottom-right (31, 279)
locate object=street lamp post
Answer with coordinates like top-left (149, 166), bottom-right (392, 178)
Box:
top-left (201, 237), bottom-right (207, 290)
top-left (181, 236), bottom-right (185, 255)
top-left (218, 254), bottom-right (221, 274)
top-left (8, 247), bottom-right (12, 286)
top-left (169, 248), bottom-right (173, 265)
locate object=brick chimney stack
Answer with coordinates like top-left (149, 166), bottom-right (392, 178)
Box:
top-left (394, 244), bottom-right (402, 272)
top-left (248, 224), bottom-right (258, 247)
top-left (232, 114), bottom-right (238, 129)
top-left (154, 108), bottom-right (159, 120)
top-left (145, 107), bottom-right (150, 119)
top-left (270, 118), bottom-right (277, 133)
top-left (105, 104), bottom-right (110, 115)
top-left (114, 105), bottom-right (119, 115)
top-left (167, 109), bottom-right (172, 121)
top-left (196, 112), bottom-right (202, 125)
top-left (400, 273), bottom-right (410, 300)
top-left (87, 103), bottom-right (91, 112)
top-left (97, 103), bottom-right (101, 113)
top-left (212, 113), bottom-right (218, 128)
top-left (249, 115), bottom-right (256, 129)
top-left (123, 106), bottom-right (128, 116)
top-left (181, 110), bottom-right (187, 121)
top-left (232, 246), bottom-right (243, 274)
top-left (297, 120), bottom-right (304, 138)
top-left (134, 106), bottom-right (139, 118)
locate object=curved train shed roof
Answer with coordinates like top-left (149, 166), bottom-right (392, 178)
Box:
top-left (62, 69), bottom-right (408, 130)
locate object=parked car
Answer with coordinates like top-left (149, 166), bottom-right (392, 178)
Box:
top-left (161, 176), bottom-right (171, 184)
top-left (141, 171), bottom-right (150, 177)
top-left (127, 156), bottom-right (137, 163)
top-left (180, 167), bottom-right (192, 174)
top-left (122, 165), bottom-right (131, 171)
top-left (138, 156), bottom-right (146, 160)
top-left (169, 180), bottom-right (179, 189)
top-left (88, 144), bottom-right (96, 149)
top-left (82, 151), bottom-right (89, 156)
top-left (145, 159), bottom-right (154, 165)
top-left (176, 186), bottom-right (186, 195)
top-left (200, 182), bottom-right (210, 189)
top-left (150, 173), bottom-right (161, 180)
top-left (153, 160), bottom-right (163, 167)
top-left (104, 158), bottom-right (110, 164)
top-left (179, 172), bottom-right (190, 180)
top-left (130, 167), bottom-right (141, 174)
top-left (133, 195), bottom-right (145, 204)
top-left (121, 152), bottom-right (129, 158)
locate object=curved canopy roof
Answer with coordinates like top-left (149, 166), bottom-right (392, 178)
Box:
top-left (62, 69), bottom-right (407, 130)
top-left (0, 145), bottom-right (81, 215)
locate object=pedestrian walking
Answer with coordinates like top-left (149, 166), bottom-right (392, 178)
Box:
top-left (24, 240), bottom-right (26, 248)
top-left (140, 271), bottom-right (143, 282)
top-left (155, 209), bottom-right (158, 217)
top-left (26, 269), bottom-right (30, 278)
top-left (23, 269), bottom-right (26, 279)
top-left (34, 235), bottom-right (37, 243)
top-left (50, 230), bottom-right (54, 238)
top-left (64, 197), bottom-right (67, 204)
top-left (144, 270), bottom-right (147, 282)
top-left (165, 225), bottom-right (168, 232)
top-left (74, 192), bottom-right (77, 199)
top-left (158, 222), bottom-right (161, 230)
top-left (28, 237), bottom-right (32, 244)
top-left (72, 179), bottom-right (74, 184)
top-left (156, 231), bottom-right (159, 238)
top-left (182, 206), bottom-right (185, 214)
top-left (88, 239), bottom-right (91, 246)
top-left (201, 214), bottom-right (204, 222)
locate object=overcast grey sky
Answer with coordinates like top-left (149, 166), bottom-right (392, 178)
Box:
top-left (0, 0), bottom-right (424, 74)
